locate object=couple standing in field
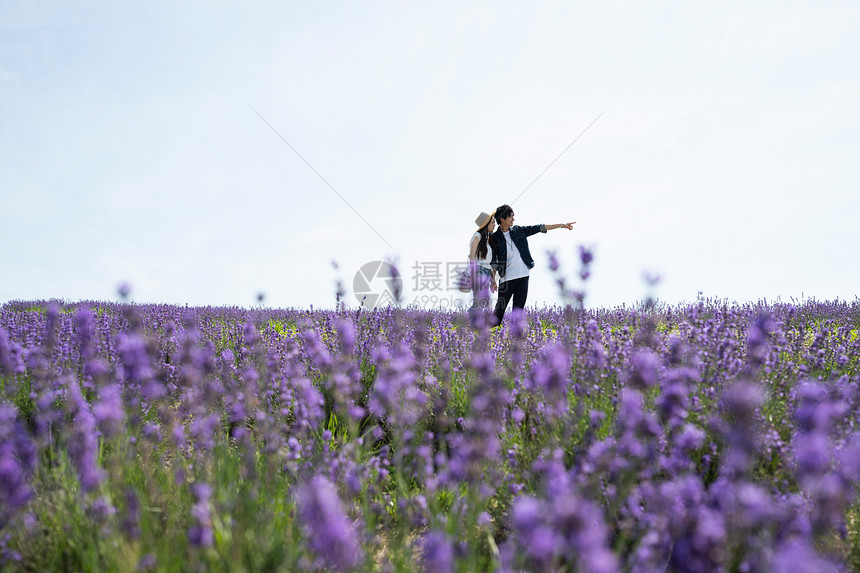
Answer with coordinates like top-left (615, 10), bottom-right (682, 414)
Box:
top-left (468, 204), bottom-right (575, 326)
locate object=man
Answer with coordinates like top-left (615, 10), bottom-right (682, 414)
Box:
top-left (489, 204), bottom-right (575, 325)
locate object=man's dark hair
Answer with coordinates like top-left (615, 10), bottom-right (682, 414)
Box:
top-left (494, 204), bottom-right (513, 225)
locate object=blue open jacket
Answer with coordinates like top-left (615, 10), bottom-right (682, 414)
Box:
top-left (489, 224), bottom-right (547, 279)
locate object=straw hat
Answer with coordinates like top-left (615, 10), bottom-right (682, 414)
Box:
top-left (475, 211), bottom-right (495, 228)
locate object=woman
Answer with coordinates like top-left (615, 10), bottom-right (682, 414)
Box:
top-left (468, 211), bottom-right (498, 324)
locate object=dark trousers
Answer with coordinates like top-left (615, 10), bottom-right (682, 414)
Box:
top-left (494, 276), bottom-right (529, 325)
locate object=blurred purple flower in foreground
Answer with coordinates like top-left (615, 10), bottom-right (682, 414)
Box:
top-left (421, 530), bottom-right (454, 573)
top-left (0, 405), bottom-right (36, 527)
top-left (188, 482), bottom-right (214, 548)
top-left (296, 475), bottom-right (361, 571)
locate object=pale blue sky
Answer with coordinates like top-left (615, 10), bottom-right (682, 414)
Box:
top-left (2, 1), bottom-right (858, 309)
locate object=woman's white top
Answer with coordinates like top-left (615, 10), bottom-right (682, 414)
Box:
top-left (470, 232), bottom-right (493, 270)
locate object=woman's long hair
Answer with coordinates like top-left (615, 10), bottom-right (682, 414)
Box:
top-left (476, 221), bottom-right (490, 260)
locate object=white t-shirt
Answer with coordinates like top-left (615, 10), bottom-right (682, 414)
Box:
top-left (470, 232), bottom-right (492, 270)
top-left (501, 230), bottom-right (530, 283)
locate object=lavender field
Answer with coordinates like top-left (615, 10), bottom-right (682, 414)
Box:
top-left (2, 295), bottom-right (860, 572)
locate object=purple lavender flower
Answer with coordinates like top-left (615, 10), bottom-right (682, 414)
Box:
top-left (0, 328), bottom-right (26, 376)
top-left (720, 380), bottom-right (764, 476)
top-left (578, 245), bottom-right (594, 266)
top-left (137, 553), bottom-right (157, 571)
top-left (189, 412), bottom-right (221, 451)
top-left (122, 487), bottom-right (141, 539)
top-left (116, 333), bottom-right (155, 388)
top-left (66, 379), bottom-right (105, 492)
top-left (794, 380), bottom-right (845, 434)
top-left (511, 496), bottom-right (557, 565)
top-left (552, 494), bottom-right (618, 573)
top-left (746, 314), bottom-right (775, 369)
top-left (0, 405), bottom-right (36, 527)
top-left (528, 342), bottom-right (572, 416)
top-left (657, 367), bottom-right (696, 427)
top-left (643, 271), bottom-right (661, 287)
top-left (510, 493), bottom-right (618, 573)
top-left (547, 250), bottom-right (560, 272)
top-left (188, 482), bottom-right (214, 548)
top-left (771, 539), bottom-right (838, 573)
top-left (421, 531), bottom-right (454, 573)
top-left (837, 434), bottom-right (860, 479)
top-left (89, 495), bottom-right (116, 524)
top-left (93, 383), bottom-right (125, 439)
top-left (335, 319), bottom-right (356, 355)
top-left (793, 433), bottom-right (832, 478)
top-left (367, 343), bottom-right (424, 426)
top-left (295, 475), bottom-right (361, 571)
top-left (0, 328), bottom-right (15, 375)
top-left (4, 286), bottom-right (860, 570)
top-left (627, 348), bottom-right (660, 390)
